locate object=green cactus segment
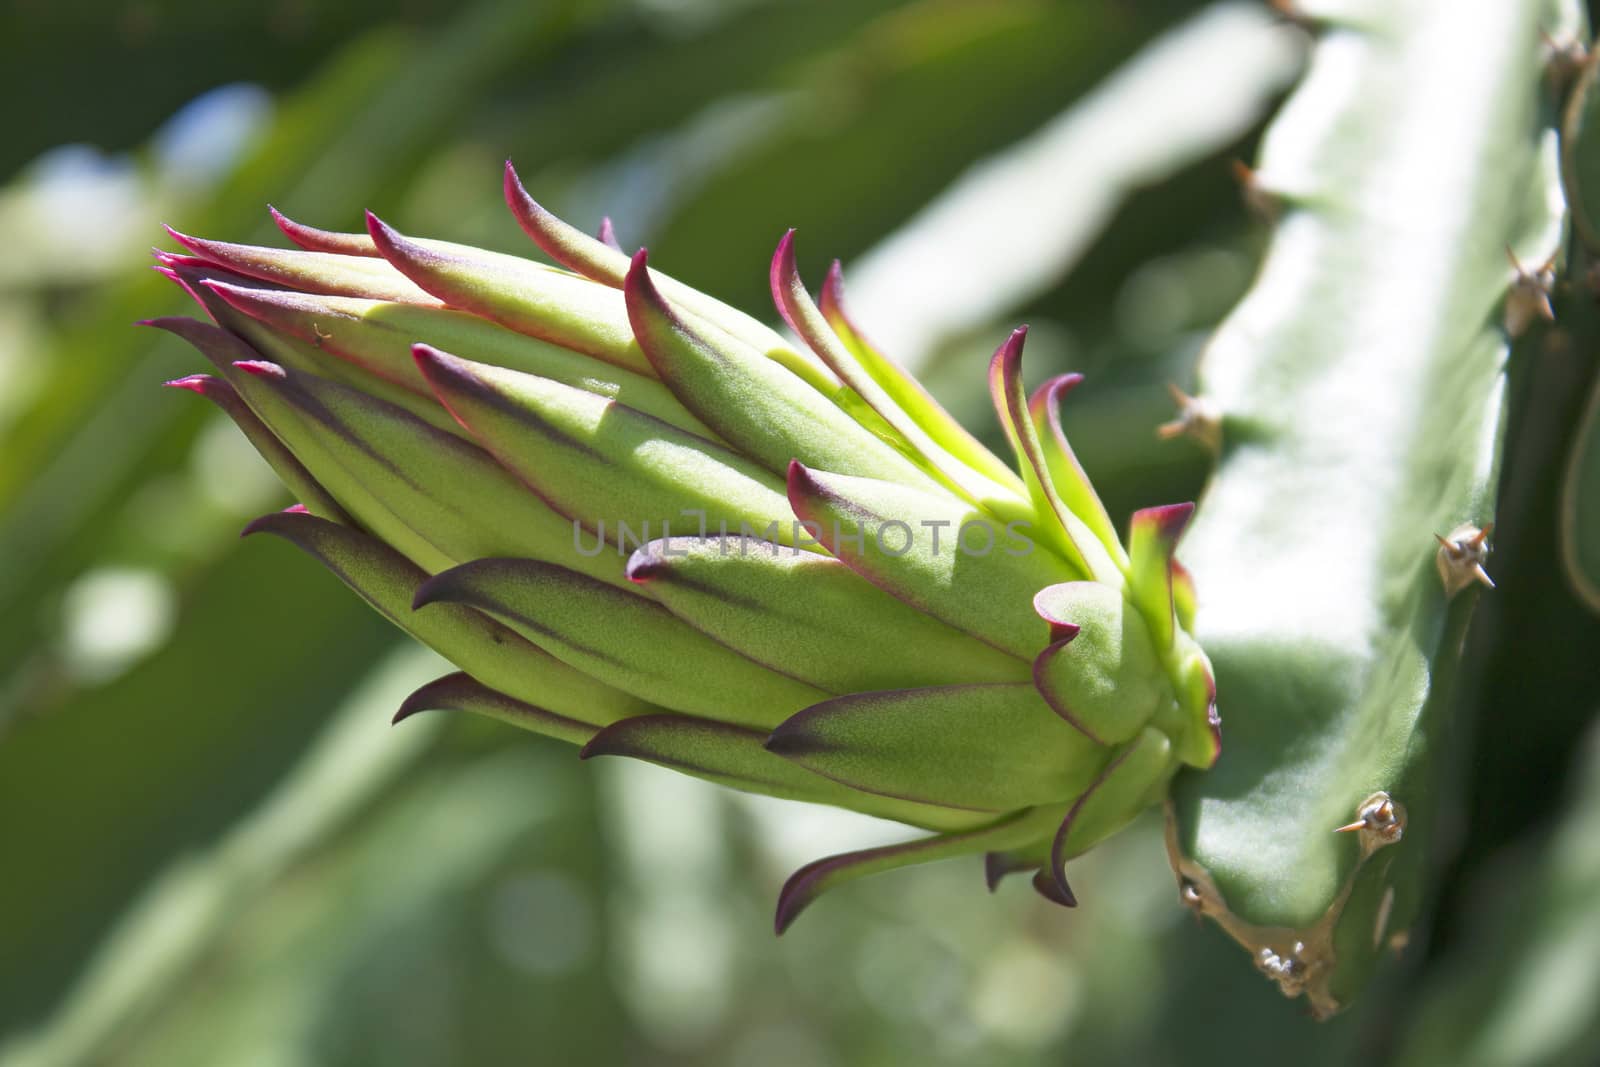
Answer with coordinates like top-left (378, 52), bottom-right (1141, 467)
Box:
top-left (1027, 375), bottom-right (1126, 567)
top-left (1030, 582), bottom-right (1169, 746)
top-left (579, 716), bottom-right (987, 834)
top-left (502, 163), bottom-right (806, 368)
top-left (818, 263), bottom-right (1026, 496)
top-left (411, 345), bottom-right (807, 550)
top-left (414, 558), bottom-right (828, 728)
top-left (771, 233), bottom-right (1025, 512)
top-left (205, 283), bottom-right (714, 437)
top-left (625, 538), bottom-right (1028, 691)
top-left (164, 227), bottom-right (436, 303)
top-left (774, 806), bottom-right (1065, 934)
top-left (366, 213), bottom-right (653, 376)
top-left (989, 329), bottom-right (1120, 584)
top-left (766, 683), bottom-right (1105, 811)
top-left (623, 251), bottom-right (939, 489)
top-left (162, 373), bottom-right (351, 524)
top-left (1166, 0), bottom-right (1569, 1015)
top-left (393, 672), bottom-right (599, 747)
top-left (784, 463), bottom-right (1068, 658)
top-left (1562, 47), bottom-right (1600, 252)
top-left (1561, 371), bottom-right (1600, 610)
top-left (242, 510), bottom-right (657, 726)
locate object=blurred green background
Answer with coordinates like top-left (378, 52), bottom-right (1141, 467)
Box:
top-left (2, 1), bottom-right (1598, 1064)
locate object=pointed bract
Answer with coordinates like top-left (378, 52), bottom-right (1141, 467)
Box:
top-left (394, 672), bottom-right (599, 746)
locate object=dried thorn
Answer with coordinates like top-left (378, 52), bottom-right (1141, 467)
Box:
top-left (1157, 382), bottom-right (1222, 452)
top-left (311, 322), bottom-right (333, 348)
top-left (1265, 0), bottom-right (1320, 32)
top-left (1541, 30), bottom-right (1589, 99)
top-left (1230, 159), bottom-right (1280, 222)
top-left (1505, 247), bottom-right (1557, 337)
top-left (1435, 521), bottom-right (1495, 598)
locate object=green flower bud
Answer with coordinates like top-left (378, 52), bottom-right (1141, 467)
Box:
top-left (149, 162), bottom-right (1218, 931)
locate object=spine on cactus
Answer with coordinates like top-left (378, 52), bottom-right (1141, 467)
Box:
top-left (150, 163), bottom-right (1220, 932)
top-left (1163, 0), bottom-right (1577, 1016)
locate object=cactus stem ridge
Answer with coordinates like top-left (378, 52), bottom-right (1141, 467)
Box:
top-left (1164, 806), bottom-right (1349, 1018)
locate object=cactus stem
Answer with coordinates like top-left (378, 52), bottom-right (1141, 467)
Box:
top-left (1434, 522), bottom-right (1496, 597)
top-left (1156, 382), bottom-right (1222, 452)
top-left (1505, 246), bottom-right (1558, 336)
